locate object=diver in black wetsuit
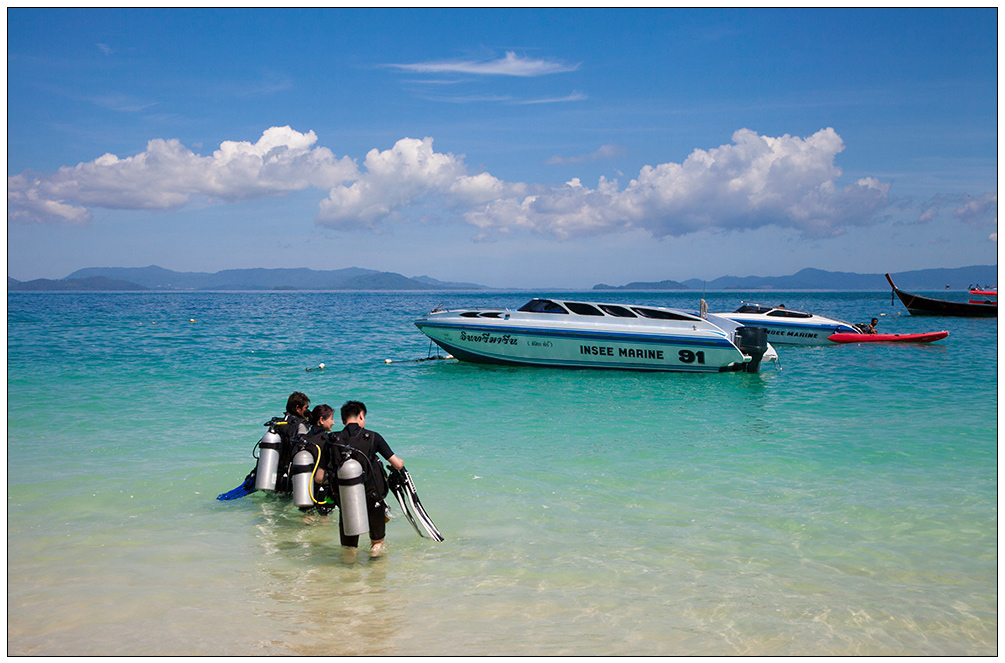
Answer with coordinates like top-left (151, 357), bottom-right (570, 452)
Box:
top-left (285, 392), bottom-right (312, 430)
top-left (273, 391), bottom-right (311, 493)
top-left (217, 391), bottom-right (310, 500)
top-left (291, 403), bottom-right (336, 513)
top-left (315, 400), bottom-right (404, 558)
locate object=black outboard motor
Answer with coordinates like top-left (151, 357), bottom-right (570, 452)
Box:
top-left (735, 326), bottom-right (769, 373)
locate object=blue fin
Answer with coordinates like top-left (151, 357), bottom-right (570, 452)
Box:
top-left (217, 469), bottom-right (257, 501)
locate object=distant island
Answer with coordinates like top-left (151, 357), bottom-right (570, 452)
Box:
top-left (594, 279), bottom-right (688, 291)
top-left (594, 266), bottom-right (997, 291)
top-left (6, 264), bottom-right (997, 292)
top-left (8, 266), bottom-right (489, 292)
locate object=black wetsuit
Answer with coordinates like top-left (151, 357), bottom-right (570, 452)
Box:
top-left (324, 423), bottom-right (395, 546)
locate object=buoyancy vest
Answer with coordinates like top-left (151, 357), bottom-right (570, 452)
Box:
top-left (325, 426), bottom-right (388, 503)
top-left (299, 427), bottom-right (328, 458)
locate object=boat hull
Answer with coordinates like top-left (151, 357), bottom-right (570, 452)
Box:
top-left (720, 318), bottom-right (858, 345)
top-left (886, 274), bottom-right (997, 317)
top-left (719, 310), bottom-right (860, 345)
top-left (415, 319), bottom-right (760, 372)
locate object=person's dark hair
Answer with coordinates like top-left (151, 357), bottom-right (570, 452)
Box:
top-left (340, 400), bottom-right (367, 424)
top-left (310, 404), bottom-right (334, 426)
top-left (286, 391), bottom-right (310, 415)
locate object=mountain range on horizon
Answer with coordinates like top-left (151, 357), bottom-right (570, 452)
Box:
top-left (7, 266), bottom-right (485, 292)
top-left (6, 264), bottom-right (998, 292)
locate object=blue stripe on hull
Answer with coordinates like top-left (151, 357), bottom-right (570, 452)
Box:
top-left (758, 323), bottom-right (849, 334)
top-left (723, 318), bottom-right (855, 334)
top-left (428, 338), bottom-right (729, 373)
top-left (416, 321), bottom-right (735, 350)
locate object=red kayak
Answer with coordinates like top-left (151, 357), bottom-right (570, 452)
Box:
top-left (828, 331), bottom-right (949, 344)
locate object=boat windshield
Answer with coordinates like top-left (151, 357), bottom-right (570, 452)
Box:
top-left (631, 307), bottom-right (694, 321)
top-left (766, 309), bottom-right (813, 319)
top-left (565, 302), bottom-right (605, 316)
top-left (734, 304), bottom-right (773, 314)
top-left (518, 299), bottom-right (569, 314)
top-left (599, 305), bottom-right (636, 318)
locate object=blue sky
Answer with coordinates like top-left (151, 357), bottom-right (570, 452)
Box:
top-left (7, 8), bottom-right (998, 288)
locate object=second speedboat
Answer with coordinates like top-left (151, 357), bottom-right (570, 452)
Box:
top-left (414, 298), bottom-right (776, 373)
top-left (716, 303), bottom-right (863, 345)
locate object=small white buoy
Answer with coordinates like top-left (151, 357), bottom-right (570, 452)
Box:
top-left (385, 359), bottom-right (392, 364)
top-left (318, 363), bottom-right (325, 370)
top-left (190, 319), bottom-right (195, 322)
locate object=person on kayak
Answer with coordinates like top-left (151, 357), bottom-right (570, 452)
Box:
top-left (861, 318), bottom-right (879, 334)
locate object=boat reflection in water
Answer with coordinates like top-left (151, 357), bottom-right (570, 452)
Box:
top-left (414, 298), bottom-right (776, 373)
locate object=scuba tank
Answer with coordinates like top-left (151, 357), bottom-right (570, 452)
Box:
top-left (291, 449), bottom-right (316, 508)
top-left (275, 420), bottom-right (309, 494)
top-left (254, 428), bottom-right (282, 492)
top-left (337, 457), bottom-right (369, 536)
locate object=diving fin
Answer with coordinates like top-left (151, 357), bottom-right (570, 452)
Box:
top-left (390, 467), bottom-right (444, 542)
top-left (388, 469), bottom-right (422, 537)
top-left (217, 468), bottom-right (258, 501)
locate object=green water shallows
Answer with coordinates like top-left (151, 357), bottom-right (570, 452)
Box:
top-left (7, 291), bottom-right (997, 655)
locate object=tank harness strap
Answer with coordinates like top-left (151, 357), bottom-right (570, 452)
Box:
top-left (291, 456), bottom-right (314, 475)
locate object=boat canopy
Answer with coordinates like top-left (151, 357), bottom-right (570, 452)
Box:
top-left (518, 299), bottom-right (569, 314)
top-left (734, 303), bottom-right (773, 314)
top-left (734, 303), bottom-right (813, 319)
top-left (518, 299), bottom-right (699, 322)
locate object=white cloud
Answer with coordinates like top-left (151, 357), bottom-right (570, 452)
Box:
top-left (514, 92), bottom-right (588, 105)
top-left (387, 51), bottom-right (579, 77)
top-left (9, 126), bottom-right (898, 241)
top-left (916, 192), bottom-right (996, 227)
top-left (316, 137), bottom-right (515, 227)
top-left (953, 192), bottom-right (997, 226)
top-left (463, 128), bottom-right (892, 239)
top-left (7, 126), bottom-right (357, 224)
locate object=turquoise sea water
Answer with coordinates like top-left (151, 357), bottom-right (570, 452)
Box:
top-left (7, 290), bottom-right (997, 655)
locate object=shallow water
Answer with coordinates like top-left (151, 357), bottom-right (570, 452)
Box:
top-left (7, 291), bottom-right (997, 655)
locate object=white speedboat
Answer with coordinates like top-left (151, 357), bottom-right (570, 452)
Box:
top-left (717, 303), bottom-right (862, 345)
top-left (414, 298), bottom-right (777, 373)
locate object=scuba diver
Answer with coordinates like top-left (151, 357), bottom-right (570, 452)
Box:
top-left (256, 391), bottom-right (311, 494)
top-left (315, 401), bottom-right (404, 558)
top-left (216, 392), bottom-right (311, 501)
top-left (218, 397), bottom-right (445, 546)
top-left (290, 404), bottom-right (337, 513)
top-left (276, 392), bottom-right (312, 493)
